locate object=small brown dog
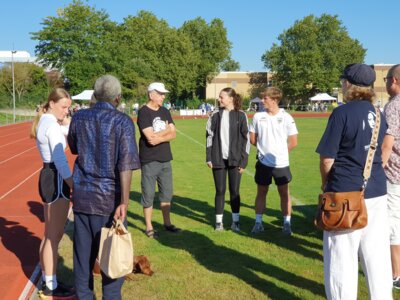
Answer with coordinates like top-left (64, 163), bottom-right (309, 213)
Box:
top-left (93, 255), bottom-right (153, 279)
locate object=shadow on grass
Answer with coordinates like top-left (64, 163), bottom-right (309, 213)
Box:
top-left (128, 190), bottom-right (215, 231)
top-left (155, 226), bottom-right (325, 298)
top-left (127, 190), bottom-right (325, 297)
top-left (130, 189), bottom-right (322, 261)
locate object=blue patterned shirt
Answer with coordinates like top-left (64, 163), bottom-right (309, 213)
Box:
top-left (67, 101), bottom-right (140, 216)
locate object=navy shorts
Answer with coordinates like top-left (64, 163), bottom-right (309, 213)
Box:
top-left (38, 163), bottom-right (70, 203)
top-left (254, 161), bottom-right (292, 186)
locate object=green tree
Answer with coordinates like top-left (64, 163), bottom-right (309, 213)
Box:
top-left (0, 63), bottom-right (48, 106)
top-left (114, 11), bottom-right (198, 100)
top-left (262, 14), bottom-right (366, 103)
top-left (31, 3), bottom-right (235, 101)
top-left (180, 17), bottom-right (232, 97)
top-left (31, 0), bottom-right (117, 94)
top-left (220, 58), bottom-right (240, 71)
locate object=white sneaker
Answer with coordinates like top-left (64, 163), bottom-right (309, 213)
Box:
top-left (251, 222), bottom-right (264, 234)
top-left (215, 223), bottom-right (224, 231)
top-left (282, 222), bottom-right (292, 236)
top-left (231, 222), bottom-right (240, 232)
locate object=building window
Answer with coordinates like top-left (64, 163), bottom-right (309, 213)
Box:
top-left (231, 81), bottom-right (237, 88)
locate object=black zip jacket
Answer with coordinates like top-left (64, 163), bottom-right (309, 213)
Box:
top-left (206, 108), bottom-right (250, 169)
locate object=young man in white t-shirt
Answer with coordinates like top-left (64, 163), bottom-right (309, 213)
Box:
top-left (249, 87), bottom-right (298, 235)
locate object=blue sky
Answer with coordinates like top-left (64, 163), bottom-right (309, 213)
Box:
top-left (0, 0), bottom-right (398, 71)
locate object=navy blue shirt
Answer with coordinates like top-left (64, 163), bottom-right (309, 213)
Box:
top-left (68, 101), bottom-right (140, 216)
top-left (316, 101), bottom-right (387, 199)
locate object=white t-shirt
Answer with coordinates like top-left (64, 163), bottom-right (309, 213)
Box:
top-left (250, 109), bottom-right (298, 168)
top-left (220, 109), bottom-right (230, 160)
top-left (36, 113), bottom-right (71, 179)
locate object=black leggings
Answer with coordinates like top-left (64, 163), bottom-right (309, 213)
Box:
top-left (212, 161), bottom-right (242, 214)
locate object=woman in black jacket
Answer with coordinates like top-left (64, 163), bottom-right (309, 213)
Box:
top-left (206, 88), bottom-right (250, 232)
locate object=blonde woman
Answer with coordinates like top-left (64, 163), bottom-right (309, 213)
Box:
top-left (31, 88), bottom-right (74, 298)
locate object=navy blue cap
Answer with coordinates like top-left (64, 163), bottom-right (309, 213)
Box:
top-left (341, 63), bottom-right (376, 87)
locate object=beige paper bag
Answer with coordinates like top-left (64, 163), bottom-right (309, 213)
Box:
top-left (98, 219), bottom-right (134, 279)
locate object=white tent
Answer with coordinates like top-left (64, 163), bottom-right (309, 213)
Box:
top-left (72, 90), bottom-right (94, 101)
top-left (309, 93), bottom-right (336, 101)
top-left (250, 97), bottom-right (262, 103)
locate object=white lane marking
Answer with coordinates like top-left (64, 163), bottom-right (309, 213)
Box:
top-left (0, 137), bottom-right (30, 148)
top-left (0, 168), bottom-right (41, 200)
top-left (0, 128), bottom-right (30, 139)
top-left (0, 146), bottom-right (36, 165)
top-left (176, 128), bottom-right (206, 148)
top-left (18, 264), bottom-right (41, 300)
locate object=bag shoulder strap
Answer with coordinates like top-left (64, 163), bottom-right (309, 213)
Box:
top-left (363, 107), bottom-right (381, 184)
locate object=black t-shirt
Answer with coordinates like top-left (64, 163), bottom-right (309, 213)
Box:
top-left (316, 101), bottom-right (388, 199)
top-left (137, 105), bottom-right (174, 164)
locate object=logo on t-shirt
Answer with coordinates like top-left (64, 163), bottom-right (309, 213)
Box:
top-left (152, 117), bottom-right (166, 133)
top-left (367, 110), bottom-right (376, 130)
top-left (363, 110), bottom-right (376, 131)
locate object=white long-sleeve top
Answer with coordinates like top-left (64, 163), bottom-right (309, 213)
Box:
top-left (36, 113), bottom-right (72, 179)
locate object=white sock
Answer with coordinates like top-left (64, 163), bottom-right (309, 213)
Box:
top-left (255, 214), bottom-right (263, 223)
top-left (232, 213), bottom-right (240, 222)
top-left (283, 215), bottom-right (291, 224)
top-left (216, 214), bottom-right (223, 224)
top-left (45, 275), bottom-right (57, 290)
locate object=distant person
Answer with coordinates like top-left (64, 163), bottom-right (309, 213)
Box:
top-left (30, 88), bottom-right (74, 298)
top-left (316, 63), bottom-right (391, 299)
top-left (137, 82), bottom-right (181, 238)
top-left (249, 87), bottom-right (298, 235)
top-left (200, 102), bottom-right (206, 115)
top-left (133, 102), bottom-right (139, 115)
top-left (382, 64), bottom-right (400, 289)
top-left (206, 88), bottom-right (250, 231)
top-left (68, 75), bottom-right (140, 299)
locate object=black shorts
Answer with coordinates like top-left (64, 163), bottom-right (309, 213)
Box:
top-left (254, 161), bottom-right (292, 186)
top-left (38, 163), bottom-right (70, 203)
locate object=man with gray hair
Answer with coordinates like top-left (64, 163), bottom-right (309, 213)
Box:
top-left (137, 82), bottom-right (181, 238)
top-left (382, 64), bottom-right (400, 289)
top-left (68, 75), bottom-right (140, 299)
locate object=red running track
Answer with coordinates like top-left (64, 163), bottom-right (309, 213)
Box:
top-left (0, 122), bottom-right (74, 300)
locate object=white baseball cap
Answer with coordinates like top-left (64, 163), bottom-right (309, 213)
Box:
top-left (147, 82), bottom-right (169, 93)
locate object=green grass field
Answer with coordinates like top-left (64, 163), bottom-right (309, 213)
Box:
top-left (0, 111), bottom-right (34, 126)
top-left (55, 117), bottom-right (400, 300)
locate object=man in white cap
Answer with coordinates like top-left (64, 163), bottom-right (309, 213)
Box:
top-left (137, 82), bottom-right (181, 238)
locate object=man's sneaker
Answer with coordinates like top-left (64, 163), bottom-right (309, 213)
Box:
top-left (251, 222), bottom-right (264, 234)
top-left (215, 223), bottom-right (224, 231)
top-left (231, 222), bottom-right (240, 232)
top-left (282, 222), bottom-right (293, 236)
top-left (39, 282), bottom-right (75, 298)
top-left (393, 277), bottom-right (400, 289)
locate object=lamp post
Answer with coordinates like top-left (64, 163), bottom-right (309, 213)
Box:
top-left (11, 50), bottom-right (17, 123)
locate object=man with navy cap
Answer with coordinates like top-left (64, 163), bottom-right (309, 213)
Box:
top-left (137, 82), bottom-right (181, 238)
top-left (316, 63), bottom-right (392, 299)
